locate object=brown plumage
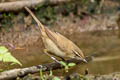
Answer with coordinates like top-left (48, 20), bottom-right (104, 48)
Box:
top-left (25, 7), bottom-right (87, 62)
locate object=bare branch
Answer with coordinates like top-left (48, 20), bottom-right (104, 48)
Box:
top-left (0, 56), bottom-right (91, 80)
top-left (0, 0), bottom-right (72, 12)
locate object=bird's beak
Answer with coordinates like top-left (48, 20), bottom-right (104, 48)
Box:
top-left (83, 59), bottom-right (87, 63)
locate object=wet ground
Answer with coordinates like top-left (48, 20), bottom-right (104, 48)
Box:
top-left (5, 30), bottom-right (120, 76)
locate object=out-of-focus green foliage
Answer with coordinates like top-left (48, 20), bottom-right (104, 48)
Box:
top-left (1, 12), bottom-right (14, 29)
top-left (0, 46), bottom-right (22, 70)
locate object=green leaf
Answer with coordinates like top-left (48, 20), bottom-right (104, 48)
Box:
top-left (2, 13), bottom-right (7, 17)
top-left (53, 77), bottom-right (61, 80)
top-left (82, 0), bottom-right (87, 4)
top-left (49, 70), bottom-right (53, 77)
top-left (10, 62), bottom-right (17, 66)
top-left (60, 61), bottom-right (67, 66)
top-left (68, 63), bottom-right (76, 67)
top-left (0, 46), bottom-right (22, 67)
top-left (0, 69), bottom-right (3, 72)
top-left (40, 69), bottom-right (44, 80)
top-left (35, 7), bottom-right (38, 10)
top-left (2, 52), bottom-right (22, 66)
top-left (0, 54), bottom-right (3, 61)
top-left (0, 46), bottom-right (8, 54)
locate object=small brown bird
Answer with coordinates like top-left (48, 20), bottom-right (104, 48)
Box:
top-left (25, 7), bottom-right (87, 62)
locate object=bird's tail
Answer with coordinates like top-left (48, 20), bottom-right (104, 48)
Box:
top-left (25, 7), bottom-right (45, 33)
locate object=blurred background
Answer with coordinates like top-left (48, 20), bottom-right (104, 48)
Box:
top-left (0, 0), bottom-right (120, 76)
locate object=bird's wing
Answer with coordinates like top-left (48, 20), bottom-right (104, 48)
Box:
top-left (45, 27), bottom-right (73, 53)
top-left (45, 27), bottom-right (58, 44)
top-left (45, 28), bottom-right (84, 58)
top-left (55, 32), bottom-right (85, 58)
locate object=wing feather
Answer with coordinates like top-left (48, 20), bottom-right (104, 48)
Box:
top-left (45, 28), bottom-right (84, 58)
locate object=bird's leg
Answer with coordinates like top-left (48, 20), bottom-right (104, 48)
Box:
top-left (43, 49), bottom-right (60, 63)
top-left (59, 57), bottom-right (66, 61)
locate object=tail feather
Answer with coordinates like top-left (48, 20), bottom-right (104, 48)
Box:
top-left (24, 7), bottom-right (45, 32)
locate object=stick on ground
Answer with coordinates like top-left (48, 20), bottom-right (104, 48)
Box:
top-left (0, 57), bottom-right (91, 80)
